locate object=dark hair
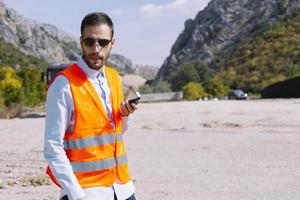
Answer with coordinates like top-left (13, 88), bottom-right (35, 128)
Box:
top-left (81, 12), bottom-right (114, 37)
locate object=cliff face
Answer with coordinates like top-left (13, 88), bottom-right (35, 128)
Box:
top-left (156, 0), bottom-right (300, 81)
top-left (0, 1), bottom-right (80, 65)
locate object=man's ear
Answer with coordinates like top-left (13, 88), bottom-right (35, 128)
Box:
top-left (80, 36), bottom-right (83, 47)
top-left (111, 37), bottom-right (116, 48)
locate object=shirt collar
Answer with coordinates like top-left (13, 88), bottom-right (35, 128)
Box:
top-left (77, 57), bottom-right (105, 79)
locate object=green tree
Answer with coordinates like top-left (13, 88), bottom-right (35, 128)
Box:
top-left (169, 61), bottom-right (213, 91)
top-left (17, 67), bottom-right (46, 107)
top-left (205, 77), bottom-right (229, 98)
top-left (183, 82), bottom-right (207, 100)
top-left (0, 67), bottom-right (22, 119)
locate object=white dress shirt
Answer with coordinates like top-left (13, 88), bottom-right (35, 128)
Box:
top-left (44, 57), bottom-right (134, 200)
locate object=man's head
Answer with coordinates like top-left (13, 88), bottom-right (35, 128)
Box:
top-left (80, 12), bottom-right (115, 71)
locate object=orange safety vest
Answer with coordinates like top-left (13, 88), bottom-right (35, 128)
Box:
top-left (46, 63), bottom-right (131, 188)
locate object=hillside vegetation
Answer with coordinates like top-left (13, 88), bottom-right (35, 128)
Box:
top-left (163, 12), bottom-right (300, 99)
top-left (0, 37), bottom-right (47, 115)
top-left (216, 12), bottom-right (300, 93)
top-left (0, 37), bottom-right (48, 70)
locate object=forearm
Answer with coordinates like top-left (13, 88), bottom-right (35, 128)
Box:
top-left (44, 148), bottom-right (85, 200)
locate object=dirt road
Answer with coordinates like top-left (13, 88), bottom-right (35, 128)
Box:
top-left (0, 99), bottom-right (299, 200)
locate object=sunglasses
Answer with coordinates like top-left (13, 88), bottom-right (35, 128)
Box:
top-left (83, 37), bottom-right (111, 47)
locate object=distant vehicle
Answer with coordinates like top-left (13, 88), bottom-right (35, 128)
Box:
top-left (228, 89), bottom-right (248, 100)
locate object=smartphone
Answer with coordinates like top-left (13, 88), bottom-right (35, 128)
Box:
top-left (128, 97), bottom-right (141, 105)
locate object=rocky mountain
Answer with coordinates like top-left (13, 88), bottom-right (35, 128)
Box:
top-left (156, 0), bottom-right (300, 81)
top-left (133, 64), bottom-right (159, 80)
top-left (0, 0), bottom-right (80, 65)
top-left (0, 1), bottom-right (157, 80)
top-left (108, 54), bottom-right (159, 79)
top-left (108, 54), bottom-right (135, 74)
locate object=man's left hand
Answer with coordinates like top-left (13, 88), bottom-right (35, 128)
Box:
top-left (120, 100), bottom-right (137, 117)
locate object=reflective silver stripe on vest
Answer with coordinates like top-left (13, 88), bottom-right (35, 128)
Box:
top-left (116, 153), bottom-right (128, 165)
top-left (71, 154), bottom-right (128, 172)
top-left (64, 133), bottom-right (123, 150)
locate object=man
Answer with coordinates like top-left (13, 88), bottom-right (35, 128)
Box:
top-left (44, 12), bottom-right (137, 200)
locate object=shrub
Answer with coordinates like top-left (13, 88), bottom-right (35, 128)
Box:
top-left (205, 77), bottom-right (229, 98)
top-left (151, 81), bottom-right (172, 93)
top-left (0, 67), bottom-right (22, 118)
top-left (139, 81), bottom-right (172, 94)
top-left (139, 84), bottom-right (152, 94)
top-left (17, 67), bottom-right (46, 107)
top-left (183, 82), bottom-right (207, 100)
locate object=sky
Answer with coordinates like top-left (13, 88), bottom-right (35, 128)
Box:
top-left (2, 0), bottom-right (210, 67)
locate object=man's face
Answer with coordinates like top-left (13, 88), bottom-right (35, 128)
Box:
top-left (80, 24), bottom-right (115, 71)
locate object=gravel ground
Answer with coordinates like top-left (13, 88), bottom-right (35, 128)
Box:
top-left (0, 99), bottom-right (299, 200)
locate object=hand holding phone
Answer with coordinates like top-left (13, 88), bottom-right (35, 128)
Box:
top-left (128, 97), bottom-right (140, 105)
top-left (121, 91), bottom-right (141, 117)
